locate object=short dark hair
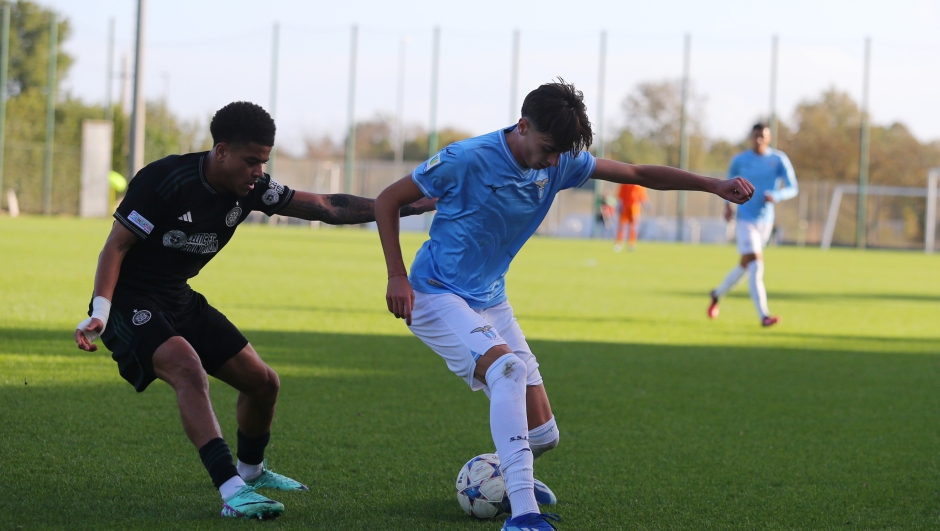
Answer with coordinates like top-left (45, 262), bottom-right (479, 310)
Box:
top-left (210, 101), bottom-right (276, 147)
top-left (520, 78), bottom-right (593, 155)
top-left (752, 122), bottom-right (770, 132)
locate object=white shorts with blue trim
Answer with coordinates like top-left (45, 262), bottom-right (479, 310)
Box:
top-left (735, 220), bottom-right (772, 256)
top-left (408, 290), bottom-right (542, 394)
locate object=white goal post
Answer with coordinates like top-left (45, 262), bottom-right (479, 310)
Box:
top-left (820, 168), bottom-right (940, 252)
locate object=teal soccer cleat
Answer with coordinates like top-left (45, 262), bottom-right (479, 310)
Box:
top-left (244, 460), bottom-right (309, 491)
top-left (220, 485), bottom-right (284, 520)
top-left (502, 512), bottom-right (561, 531)
top-left (533, 478), bottom-right (557, 505)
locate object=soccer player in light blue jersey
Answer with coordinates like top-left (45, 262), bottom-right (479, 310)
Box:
top-left (708, 122), bottom-right (798, 327)
top-left (374, 80), bottom-right (754, 531)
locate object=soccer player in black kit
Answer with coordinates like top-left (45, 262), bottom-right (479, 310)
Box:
top-left (73, 102), bottom-right (434, 520)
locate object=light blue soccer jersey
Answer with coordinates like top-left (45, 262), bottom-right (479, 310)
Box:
top-left (728, 148), bottom-right (798, 223)
top-left (409, 125), bottom-right (597, 308)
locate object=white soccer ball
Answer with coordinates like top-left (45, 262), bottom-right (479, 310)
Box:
top-left (455, 453), bottom-right (510, 519)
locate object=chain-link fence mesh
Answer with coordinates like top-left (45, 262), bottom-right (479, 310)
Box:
top-left (2, 142), bottom-right (82, 215)
top-left (269, 156), bottom-right (935, 250)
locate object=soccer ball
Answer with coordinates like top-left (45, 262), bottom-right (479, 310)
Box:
top-left (455, 453), bottom-right (510, 519)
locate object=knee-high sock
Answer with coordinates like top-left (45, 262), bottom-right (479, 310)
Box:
top-left (628, 222), bottom-right (638, 246)
top-left (615, 222), bottom-right (627, 244)
top-left (486, 354), bottom-right (538, 518)
top-left (529, 416), bottom-right (559, 459)
top-left (747, 260), bottom-right (770, 319)
top-left (714, 265), bottom-right (746, 298)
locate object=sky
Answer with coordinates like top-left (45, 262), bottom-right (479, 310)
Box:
top-left (46, 0), bottom-right (940, 156)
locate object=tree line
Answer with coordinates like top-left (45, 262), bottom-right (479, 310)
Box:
top-left (2, 1), bottom-right (206, 215)
top-left (5, 1), bottom-right (938, 215)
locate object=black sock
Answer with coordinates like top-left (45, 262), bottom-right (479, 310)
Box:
top-left (198, 437), bottom-right (239, 489)
top-left (236, 430), bottom-right (271, 466)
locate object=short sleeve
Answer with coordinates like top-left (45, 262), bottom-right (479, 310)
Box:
top-left (250, 174), bottom-right (295, 215)
top-left (411, 145), bottom-right (463, 199)
top-left (114, 162), bottom-right (168, 240)
top-left (558, 151), bottom-right (597, 190)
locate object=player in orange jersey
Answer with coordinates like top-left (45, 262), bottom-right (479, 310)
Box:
top-left (613, 183), bottom-right (649, 252)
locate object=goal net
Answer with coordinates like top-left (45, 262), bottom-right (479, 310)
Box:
top-left (820, 168), bottom-right (940, 252)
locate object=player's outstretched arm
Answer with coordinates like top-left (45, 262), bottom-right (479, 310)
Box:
top-left (75, 222), bottom-right (138, 352)
top-left (375, 176), bottom-right (426, 326)
top-left (592, 158), bottom-right (755, 204)
top-left (277, 191), bottom-right (435, 225)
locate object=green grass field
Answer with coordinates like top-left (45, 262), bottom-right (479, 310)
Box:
top-left (2, 216), bottom-right (939, 530)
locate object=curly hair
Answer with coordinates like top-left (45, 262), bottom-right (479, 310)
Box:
top-left (209, 101), bottom-right (276, 147)
top-left (520, 78), bottom-right (593, 156)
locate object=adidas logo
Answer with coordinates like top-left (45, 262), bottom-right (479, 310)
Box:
top-left (178, 212), bottom-right (192, 222)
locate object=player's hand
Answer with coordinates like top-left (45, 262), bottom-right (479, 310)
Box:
top-left (716, 177), bottom-right (754, 204)
top-left (75, 317), bottom-right (104, 352)
top-left (410, 197), bottom-right (438, 215)
top-left (723, 202), bottom-right (734, 222)
top-left (386, 274), bottom-right (415, 326)
top-left (764, 191), bottom-right (776, 204)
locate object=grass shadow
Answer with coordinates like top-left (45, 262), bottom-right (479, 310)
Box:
top-left (3, 329), bottom-right (940, 529)
top-left (667, 289), bottom-right (940, 304)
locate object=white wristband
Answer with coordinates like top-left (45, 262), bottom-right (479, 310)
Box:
top-left (77, 296), bottom-right (111, 342)
top-left (90, 296), bottom-right (111, 324)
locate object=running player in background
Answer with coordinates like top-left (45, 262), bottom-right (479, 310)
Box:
top-left (73, 102), bottom-right (434, 521)
top-left (375, 80), bottom-right (754, 531)
top-left (707, 122), bottom-right (798, 327)
top-left (613, 183), bottom-right (649, 252)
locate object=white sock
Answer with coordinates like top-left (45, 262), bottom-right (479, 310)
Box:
top-left (528, 416), bottom-right (559, 459)
top-left (747, 260), bottom-right (770, 319)
top-left (237, 460), bottom-right (263, 481)
top-left (486, 354), bottom-right (538, 519)
top-left (219, 475), bottom-right (246, 500)
top-left (714, 265), bottom-right (746, 298)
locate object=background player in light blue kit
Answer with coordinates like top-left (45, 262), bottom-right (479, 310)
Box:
top-left (374, 80), bottom-right (754, 531)
top-left (708, 122), bottom-right (798, 327)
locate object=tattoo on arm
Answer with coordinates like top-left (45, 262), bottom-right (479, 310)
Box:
top-left (283, 193), bottom-right (419, 224)
top-left (329, 195), bottom-right (350, 208)
top-left (319, 194), bottom-right (375, 224)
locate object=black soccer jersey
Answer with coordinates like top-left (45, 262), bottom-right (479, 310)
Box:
top-left (113, 152), bottom-right (294, 297)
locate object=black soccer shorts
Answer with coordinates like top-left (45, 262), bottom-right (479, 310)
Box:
top-left (96, 287), bottom-right (249, 392)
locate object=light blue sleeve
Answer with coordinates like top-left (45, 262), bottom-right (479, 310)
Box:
top-left (559, 151), bottom-right (597, 190)
top-left (727, 155), bottom-right (740, 180)
top-left (411, 145), bottom-right (463, 199)
top-left (724, 154), bottom-right (741, 204)
top-left (769, 153), bottom-right (798, 202)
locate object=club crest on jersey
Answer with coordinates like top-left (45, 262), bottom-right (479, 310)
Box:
top-left (132, 310), bottom-right (151, 326)
top-left (225, 204), bottom-right (242, 227)
top-left (262, 179), bottom-right (284, 206)
top-left (534, 177), bottom-right (549, 199)
top-left (471, 325), bottom-right (498, 339)
top-left (262, 189), bottom-right (279, 206)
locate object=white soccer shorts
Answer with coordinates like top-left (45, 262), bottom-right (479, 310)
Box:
top-left (735, 220), bottom-right (772, 255)
top-left (408, 291), bottom-right (543, 394)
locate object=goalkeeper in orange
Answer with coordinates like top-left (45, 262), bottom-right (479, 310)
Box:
top-left (613, 183), bottom-right (649, 252)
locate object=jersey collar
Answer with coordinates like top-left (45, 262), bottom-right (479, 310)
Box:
top-left (499, 124), bottom-right (532, 178)
top-left (198, 155), bottom-right (219, 195)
